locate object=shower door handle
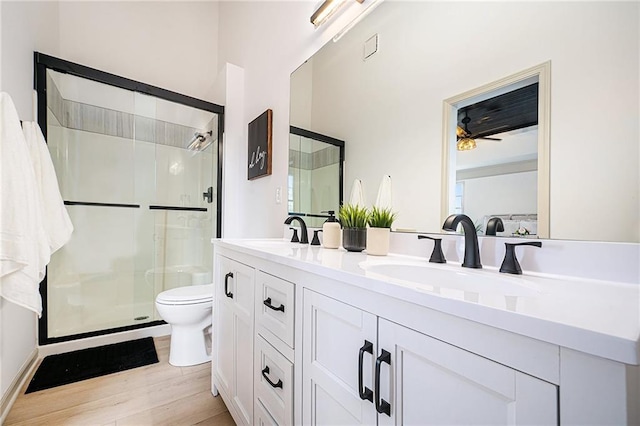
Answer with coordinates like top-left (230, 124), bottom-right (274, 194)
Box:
top-left (224, 272), bottom-right (234, 299)
top-left (203, 187), bottom-right (213, 204)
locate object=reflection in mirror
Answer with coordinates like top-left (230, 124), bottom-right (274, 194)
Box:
top-left (443, 62), bottom-right (550, 238)
top-left (290, 1), bottom-right (637, 242)
top-left (288, 126), bottom-right (344, 228)
top-left (454, 83), bottom-right (538, 236)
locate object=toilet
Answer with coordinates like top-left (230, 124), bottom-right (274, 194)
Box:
top-left (155, 284), bottom-right (214, 366)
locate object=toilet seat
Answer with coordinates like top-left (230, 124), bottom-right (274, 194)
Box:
top-left (156, 284), bottom-right (213, 305)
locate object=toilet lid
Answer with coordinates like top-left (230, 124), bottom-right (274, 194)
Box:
top-left (156, 284), bottom-right (214, 304)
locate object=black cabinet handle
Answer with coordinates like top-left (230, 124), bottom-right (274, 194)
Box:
top-left (224, 272), bottom-right (234, 298)
top-left (375, 349), bottom-right (391, 416)
top-left (358, 340), bottom-right (374, 402)
top-left (261, 366), bottom-right (283, 389)
top-left (263, 297), bottom-right (285, 312)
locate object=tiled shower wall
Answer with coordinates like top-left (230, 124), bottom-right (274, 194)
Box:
top-left (47, 72), bottom-right (216, 148)
top-left (289, 141), bottom-right (341, 227)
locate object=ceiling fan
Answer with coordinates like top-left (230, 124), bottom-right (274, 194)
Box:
top-left (456, 112), bottom-right (502, 151)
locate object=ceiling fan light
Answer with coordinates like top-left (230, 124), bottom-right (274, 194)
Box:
top-left (457, 137), bottom-right (477, 151)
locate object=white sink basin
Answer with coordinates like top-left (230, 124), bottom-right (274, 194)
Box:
top-left (359, 260), bottom-right (539, 297)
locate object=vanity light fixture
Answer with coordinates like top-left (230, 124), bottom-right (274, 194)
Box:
top-left (333, 0), bottom-right (383, 42)
top-left (311, 0), bottom-right (364, 28)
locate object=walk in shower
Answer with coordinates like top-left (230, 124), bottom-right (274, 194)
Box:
top-left (35, 53), bottom-right (223, 344)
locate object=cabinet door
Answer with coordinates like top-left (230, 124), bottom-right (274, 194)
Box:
top-left (302, 289), bottom-right (377, 426)
top-left (377, 319), bottom-right (558, 426)
top-left (214, 255), bottom-right (255, 426)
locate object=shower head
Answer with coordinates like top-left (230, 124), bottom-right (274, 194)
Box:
top-left (187, 130), bottom-right (213, 151)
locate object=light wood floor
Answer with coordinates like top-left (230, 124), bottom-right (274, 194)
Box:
top-left (5, 336), bottom-right (235, 425)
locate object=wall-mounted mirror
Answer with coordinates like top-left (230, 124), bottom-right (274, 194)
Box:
top-left (288, 126), bottom-right (344, 228)
top-left (289, 1), bottom-right (638, 242)
top-left (442, 62), bottom-right (550, 238)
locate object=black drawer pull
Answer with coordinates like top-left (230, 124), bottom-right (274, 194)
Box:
top-left (263, 297), bottom-right (285, 312)
top-left (261, 366), bottom-right (283, 389)
top-left (358, 340), bottom-right (374, 402)
top-left (224, 272), bottom-right (234, 298)
top-left (375, 349), bottom-right (391, 416)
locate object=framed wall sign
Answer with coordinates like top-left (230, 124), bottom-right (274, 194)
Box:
top-left (247, 109), bottom-right (273, 180)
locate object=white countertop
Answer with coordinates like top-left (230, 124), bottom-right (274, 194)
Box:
top-left (214, 238), bottom-right (640, 365)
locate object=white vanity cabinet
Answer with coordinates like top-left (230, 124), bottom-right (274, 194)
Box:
top-left (212, 241), bottom-right (639, 426)
top-left (302, 289), bottom-right (558, 425)
top-left (213, 255), bottom-right (255, 426)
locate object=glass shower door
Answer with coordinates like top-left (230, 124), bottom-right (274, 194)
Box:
top-left (45, 69), bottom-right (145, 337)
top-left (43, 67), bottom-right (219, 341)
top-left (138, 93), bottom-right (217, 320)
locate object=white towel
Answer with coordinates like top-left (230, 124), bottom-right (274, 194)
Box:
top-left (348, 179), bottom-right (366, 207)
top-left (23, 121), bottom-right (73, 274)
top-left (0, 93), bottom-right (47, 315)
top-left (374, 175), bottom-right (393, 210)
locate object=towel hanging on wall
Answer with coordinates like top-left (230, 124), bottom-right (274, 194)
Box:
top-left (0, 92), bottom-right (48, 315)
top-left (22, 121), bottom-right (73, 276)
top-left (375, 175), bottom-right (393, 210)
top-left (348, 179), bottom-right (366, 207)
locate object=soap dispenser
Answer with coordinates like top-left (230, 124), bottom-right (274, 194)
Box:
top-left (322, 210), bottom-right (341, 249)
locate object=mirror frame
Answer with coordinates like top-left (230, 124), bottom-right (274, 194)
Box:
top-left (440, 61), bottom-right (551, 238)
top-left (289, 125), bottom-right (345, 217)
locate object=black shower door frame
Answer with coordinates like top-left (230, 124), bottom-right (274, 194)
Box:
top-left (34, 52), bottom-right (224, 345)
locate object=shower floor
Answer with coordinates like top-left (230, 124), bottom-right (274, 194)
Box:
top-left (48, 300), bottom-right (158, 339)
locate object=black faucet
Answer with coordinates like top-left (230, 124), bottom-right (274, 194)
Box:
top-left (485, 217), bottom-right (505, 236)
top-left (442, 214), bottom-right (481, 269)
top-left (284, 216), bottom-right (309, 244)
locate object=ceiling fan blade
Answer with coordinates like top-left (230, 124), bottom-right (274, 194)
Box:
top-left (478, 137), bottom-right (502, 141)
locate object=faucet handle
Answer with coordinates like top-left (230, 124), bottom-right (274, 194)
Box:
top-left (500, 241), bottom-right (542, 274)
top-left (311, 230), bottom-right (322, 246)
top-left (289, 227), bottom-right (300, 243)
top-left (417, 235), bottom-right (446, 264)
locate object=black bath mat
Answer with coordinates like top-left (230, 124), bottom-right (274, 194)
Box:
top-left (26, 337), bottom-right (159, 393)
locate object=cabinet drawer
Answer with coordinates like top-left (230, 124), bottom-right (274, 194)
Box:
top-left (255, 399), bottom-right (279, 426)
top-left (256, 271), bottom-right (294, 349)
top-left (255, 335), bottom-right (293, 426)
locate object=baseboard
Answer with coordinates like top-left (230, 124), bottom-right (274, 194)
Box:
top-left (38, 323), bottom-right (171, 357)
top-left (0, 348), bottom-right (38, 424)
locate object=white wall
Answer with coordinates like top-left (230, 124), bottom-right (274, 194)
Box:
top-left (1, 1), bottom-right (60, 119)
top-left (462, 171), bottom-right (538, 229)
top-left (58, 1), bottom-right (220, 103)
top-left (0, 0), bottom-right (60, 405)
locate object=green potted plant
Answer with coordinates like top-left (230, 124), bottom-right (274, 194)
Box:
top-left (366, 207), bottom-right (397, 256)
top-left (339, 204), bottom-right (369, 252)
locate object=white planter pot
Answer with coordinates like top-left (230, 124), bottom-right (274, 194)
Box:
top-left (366, 227), bottom-right (390, 256)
